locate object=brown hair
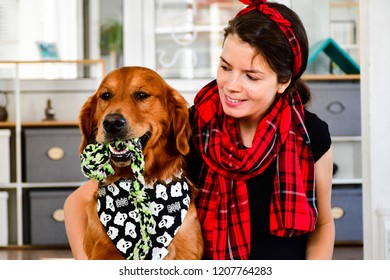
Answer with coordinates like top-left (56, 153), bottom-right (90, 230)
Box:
top-left (223, 3), bottom-right (311, 105)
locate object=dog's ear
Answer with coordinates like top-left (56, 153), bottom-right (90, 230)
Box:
top-left (79, 94), bottom-right (97, 153)
top-left (168, 87), bottom-right (191, 156)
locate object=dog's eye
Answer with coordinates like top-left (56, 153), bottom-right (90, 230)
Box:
top-left (100, 91), bottom-right (112, 101)
top-left (134, 91), bottom-right (150, 101)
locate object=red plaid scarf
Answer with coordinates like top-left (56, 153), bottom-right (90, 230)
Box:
top-left (193, 80), bottom-right (317, 260)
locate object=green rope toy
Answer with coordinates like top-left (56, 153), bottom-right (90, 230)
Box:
top-left (80, 139), bottom-right (156, 260)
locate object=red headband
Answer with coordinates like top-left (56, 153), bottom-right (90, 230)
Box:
top-left (237, 0), bottom-right (302, 78)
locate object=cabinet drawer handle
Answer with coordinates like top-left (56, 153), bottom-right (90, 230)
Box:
top-left (332, 206), bottom-right (345, 220)
top-left (47, 147), bottom-right (65, 160)
top-left (52, 209), bottom-right (65, 222)
top-left (326, 101), bottom-right (345, 114)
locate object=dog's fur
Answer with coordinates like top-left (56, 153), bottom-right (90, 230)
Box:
top-left (79, 66), bottom-right (203, 259)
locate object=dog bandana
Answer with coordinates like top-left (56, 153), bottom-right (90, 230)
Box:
top-left (80, 139), bottom-right (190, 259)
top-left (97, 176), bottom-right (190, 260)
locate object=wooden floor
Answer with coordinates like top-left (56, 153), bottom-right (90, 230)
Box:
top-left (0, 245), bottom-right (363, 260)
top-left (0, 247), bottom-right (73, 260)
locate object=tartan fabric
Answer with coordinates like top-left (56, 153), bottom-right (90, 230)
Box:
top-left (237, 0), bottom-right (302, 78)
top-left (192, 80), bottom-right (316, 260)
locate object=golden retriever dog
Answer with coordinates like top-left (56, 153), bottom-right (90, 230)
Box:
top-left (78, 66), bottom-right (203, 260)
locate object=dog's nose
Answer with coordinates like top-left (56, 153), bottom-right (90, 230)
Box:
top-left (103, 113), bottom-right (127, 134)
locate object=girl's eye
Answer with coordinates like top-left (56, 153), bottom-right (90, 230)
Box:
top-left (220, 65), bottom-right (230, 71)
top-left (246, 74), bottom-right (259, 81)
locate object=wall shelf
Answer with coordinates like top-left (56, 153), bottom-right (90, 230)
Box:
top-left (0, 121), bottom-right (78, 127)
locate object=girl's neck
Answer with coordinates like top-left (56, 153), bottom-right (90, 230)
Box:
top-left (238, 118), bottom-right (261, 148)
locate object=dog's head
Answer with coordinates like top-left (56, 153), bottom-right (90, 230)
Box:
top-left (79, 66), bottom-right (191, 181)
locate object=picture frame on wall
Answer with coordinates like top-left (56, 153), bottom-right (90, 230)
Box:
top-left (37, 42), bottom-right (59, 60)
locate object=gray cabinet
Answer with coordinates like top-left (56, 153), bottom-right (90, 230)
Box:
top-left (331, 188), bottom-right (362, 243)
top-left (21, 127), bottom-right (86, 245)
top-left (23, 189), bottom-right (73, 245)
top-left (309, 80), bottom-right (360, 136)
top-left (23, 128), bottom-right (85, 182)
top-left (308, 78), bottom-right (362, 244)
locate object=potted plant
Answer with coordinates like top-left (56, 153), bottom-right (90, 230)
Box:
top-left (100, 19), bottom-right (123, 69)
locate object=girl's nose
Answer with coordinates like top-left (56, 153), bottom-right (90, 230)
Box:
top-left (225, 73), bottom-right (242, 93)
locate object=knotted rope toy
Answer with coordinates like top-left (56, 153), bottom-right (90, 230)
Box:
top-left (80, 138), bottom-right (156, 260)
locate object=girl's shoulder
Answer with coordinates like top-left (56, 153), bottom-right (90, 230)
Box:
top-left (304, 109), bottom-right (332, 162)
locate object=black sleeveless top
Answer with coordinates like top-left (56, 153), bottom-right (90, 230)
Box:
top-left (186, 109), bottom-right (331, 260)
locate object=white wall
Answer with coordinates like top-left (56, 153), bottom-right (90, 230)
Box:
top-left (1, 0), bottom-right (98, 123)
top-left (16, 0), bottom-right (79, 79)
top-left (360, 0), bottom-right (390, 259)
top-left (17, 0), bottom-right (78, 61)
top-left (291, 0), bottom-right (330, 74)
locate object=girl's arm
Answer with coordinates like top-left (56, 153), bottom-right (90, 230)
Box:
top-left (306, 147), bottom-right (335, 259)
top-left (63, 180), bottom-right (98, 260)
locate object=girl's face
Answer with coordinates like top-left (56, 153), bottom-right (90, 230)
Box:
top-left (217, 34), bottom-right (290, 125)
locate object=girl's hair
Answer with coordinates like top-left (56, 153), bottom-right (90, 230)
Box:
top-left (223, 2), bottom-right (311, 105)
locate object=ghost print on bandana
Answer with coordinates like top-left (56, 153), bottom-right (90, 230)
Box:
top-left (97, 175), bottom-right (190, 260)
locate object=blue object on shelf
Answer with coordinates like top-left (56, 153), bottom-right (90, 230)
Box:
top-left (308, 38), bottom-right (360, 74)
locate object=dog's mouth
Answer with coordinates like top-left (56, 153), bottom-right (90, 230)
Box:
top-left (108, 143), bottom-right (132, 162)
top-left (107, 132), bottom-right (151, 166)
